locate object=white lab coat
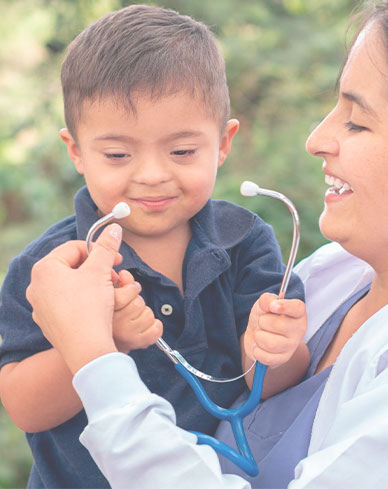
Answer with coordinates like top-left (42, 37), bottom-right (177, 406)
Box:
top-left (73, 242), bottom-right (388, 489)
top-left (290, 242), bottom-right (388, 488)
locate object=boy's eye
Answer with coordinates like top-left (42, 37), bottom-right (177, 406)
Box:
top-left (344, 121), bottom-right (368, 132)
top-left (171, 149), bottom-right (196, 156)
top-left (104, 153), bottom-right (129, 159)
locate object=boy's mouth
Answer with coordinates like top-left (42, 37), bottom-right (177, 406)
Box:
top-left (130, 195), bottom-right (177, 210)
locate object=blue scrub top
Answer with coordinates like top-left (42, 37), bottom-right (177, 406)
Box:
top-left (216, 284), bottom-right (370, 489)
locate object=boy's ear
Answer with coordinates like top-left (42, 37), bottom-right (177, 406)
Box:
top-left (217, 119), bottom-right (239, 168)
top-left (59, 128), bottom-right (84, 175)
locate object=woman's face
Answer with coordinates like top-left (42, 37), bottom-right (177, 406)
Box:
top-left (306, 23), bottom-right (388, 267)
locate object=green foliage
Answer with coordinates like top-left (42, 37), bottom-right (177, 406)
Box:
top-left (0, 410), bottom-right (32, 489)
top-left (0, 0), bottom-right (359, 486)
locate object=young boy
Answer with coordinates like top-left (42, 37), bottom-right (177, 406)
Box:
top-left (0, 5), bottom-right (306, 488)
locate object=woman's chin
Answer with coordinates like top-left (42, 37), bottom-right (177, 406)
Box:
top-left (319, 213), bottom-right (347, 245)
top-left (319, 216), bottom-right (369, 263)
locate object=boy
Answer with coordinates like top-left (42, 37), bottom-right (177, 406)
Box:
top-left (0, 5), bottom-right (305, 488)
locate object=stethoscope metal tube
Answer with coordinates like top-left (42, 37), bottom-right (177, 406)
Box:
top-left (240, 180), bottom-right (300, 297)
top-left (86, 202), bottom-right (131, 254)
top-left (85, 181), bottom-right (301, 475)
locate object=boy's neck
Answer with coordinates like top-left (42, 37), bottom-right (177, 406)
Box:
top-left (123, 224), bottom-right (192, 294)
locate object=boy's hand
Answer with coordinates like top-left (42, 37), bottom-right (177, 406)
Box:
top-left (113, 270), bottom-right (163, 353)
top-left (244, 292), bottom-right (307, 368)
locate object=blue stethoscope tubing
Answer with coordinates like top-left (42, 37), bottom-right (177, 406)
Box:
top-left (173, 181), bottom-right (300, 477)
top-left (176, 361), bottom-right (267, 476)
top-left (85, 181), bottom-right (300, 477)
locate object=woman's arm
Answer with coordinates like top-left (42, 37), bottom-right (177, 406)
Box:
top-left (75, 353), bottom-right (250, 489)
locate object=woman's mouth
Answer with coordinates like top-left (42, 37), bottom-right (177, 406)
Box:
top-left (325, 174), bottom-right (354, 196)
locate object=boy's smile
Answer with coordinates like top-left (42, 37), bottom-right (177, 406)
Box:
top-left (130, 195), bottom-right (178, 212)
top-left (60, 93), bottom-right (239, 249)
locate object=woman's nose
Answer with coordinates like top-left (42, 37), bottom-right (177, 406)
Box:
top-left (305, 111), bottom-right (339, 157)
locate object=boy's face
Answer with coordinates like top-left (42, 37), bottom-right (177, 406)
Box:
top-left (61, 93), bottom-right (238, 244)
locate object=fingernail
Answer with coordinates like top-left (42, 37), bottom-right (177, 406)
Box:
top-left (270, 301), bottom-right (281, 313)
top-left (109, 223), bottom-right (122, 241)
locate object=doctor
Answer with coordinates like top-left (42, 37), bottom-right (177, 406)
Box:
top-left (27, 3), bottom-right (388, 488)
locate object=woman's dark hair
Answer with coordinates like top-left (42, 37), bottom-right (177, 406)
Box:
top-left (344, 1), bottom-right (388, 67)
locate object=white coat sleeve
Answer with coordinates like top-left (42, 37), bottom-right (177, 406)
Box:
top-left (288, 364), bottom-right (388, 489)
top-left (73, 352), bottom-right (250, 489)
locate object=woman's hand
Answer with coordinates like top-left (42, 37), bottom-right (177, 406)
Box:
top-left (26, 224), bottom-right (123, 374)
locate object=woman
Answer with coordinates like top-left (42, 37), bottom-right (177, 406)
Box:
top-left (217, 4), bottom-right (388, 487)
top-left (25, 1), bottom-right (388, 488)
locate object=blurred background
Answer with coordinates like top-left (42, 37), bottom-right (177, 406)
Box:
top-left (0, 0), bottom-right (358, 486)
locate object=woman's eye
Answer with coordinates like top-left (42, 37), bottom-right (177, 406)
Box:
top-left (171, 149), bottom-right (196, 157)
top-left (344, 121), bottom-right (368, 132)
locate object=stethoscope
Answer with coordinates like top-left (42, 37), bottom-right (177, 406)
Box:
top-left (86, 181), bottom-right (300, 477)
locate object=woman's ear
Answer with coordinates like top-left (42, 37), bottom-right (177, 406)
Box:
top-left (217, 119), bottom-right (239, 168)
top-left (59, 128), bottom-right (84, 175)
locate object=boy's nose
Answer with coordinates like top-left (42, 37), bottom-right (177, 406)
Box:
top-left (133, 156), bottom-right (171, 185)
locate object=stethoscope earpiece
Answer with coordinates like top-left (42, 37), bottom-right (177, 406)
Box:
top-left (112, 202), bottom-right (131, 219)
top-left (86, 202), bottom-right (130, 254)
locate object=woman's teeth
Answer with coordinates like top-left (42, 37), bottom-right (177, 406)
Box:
top-left (325, 174), bottom-right (353, 195)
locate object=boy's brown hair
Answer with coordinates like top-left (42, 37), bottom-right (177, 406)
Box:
top-left (61, 4), bottom-right (230, 140)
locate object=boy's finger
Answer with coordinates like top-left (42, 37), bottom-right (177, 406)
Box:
top-left (112, 270), bottom-right (120, 286)
top-left (114, 282), bottom-right (141, 311)
top-left (138, 319), bottom-right (163, 345)
top-left (84, 224), bottom-right (122, 272)
top-left (251, 347), bottom-right (289, 368)
top-left (258, 293), bottom-right (279, 313)
top-left (113, 253), bottom-right (123, 267)
top-left (118, 269), bottom-right (136, 287)
top-left (269, 298), bottom-right (306, 318)
top-left (253, 328), bottom-right (289, 354)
